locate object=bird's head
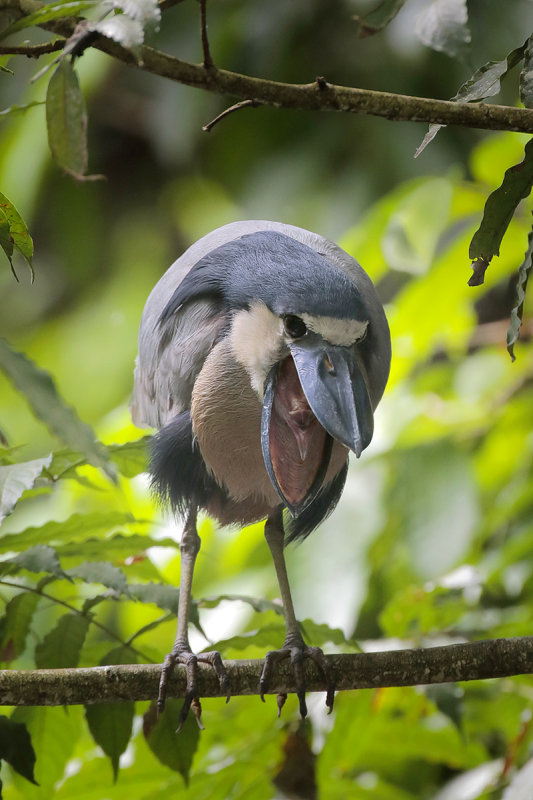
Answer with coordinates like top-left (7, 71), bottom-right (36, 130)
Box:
top-left (159, 229), bottom-right (390, 516)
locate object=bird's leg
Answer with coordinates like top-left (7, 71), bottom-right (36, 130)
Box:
top-left (158, 507), bottom-right (230, 732)
top-left (260, 509), bottom-right (335, 718)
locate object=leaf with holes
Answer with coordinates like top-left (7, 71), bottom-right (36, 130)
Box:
top-left (34, 613), bottom-right (90, 668)
top-left (353, 0), bottom-right (407, 37)
top-left (0, 716), bottom-right (37, 785)
top-left (469, 138), bottom-right (533, 284)
top-left (46, 59), bottom-right (88, 179)
top-left (0, 456), bottom-right (52, 522)
top-left (507, 226), bottom-right (533, 361)
top-left (415, 0), bottom-right (470, 57)
top-left (0, 341), bottom-right (115, 481)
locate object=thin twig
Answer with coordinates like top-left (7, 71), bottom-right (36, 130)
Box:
top-left (202, 99), bottom-right (260, 132)
top-left (0, 39), bottom-right (65, 57)
top-left (198, 0), bottom-right (213, 69)
top-left (0, 636), bottom-right (532, 706)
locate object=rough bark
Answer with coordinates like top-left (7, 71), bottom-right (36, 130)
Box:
top-left (0, 637), bottom-right (531, 706)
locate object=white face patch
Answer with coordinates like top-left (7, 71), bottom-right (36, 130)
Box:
top-left (299, 314), bottom-right (368, 347)
top-left (229, 302), bottom-right (285, 397)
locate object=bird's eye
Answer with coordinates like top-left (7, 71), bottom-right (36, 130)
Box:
top-left (283, 315), bottom-right (307, 339)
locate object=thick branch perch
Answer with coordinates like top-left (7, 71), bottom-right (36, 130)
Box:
top-left (1, 637), bottom-right (532, 706)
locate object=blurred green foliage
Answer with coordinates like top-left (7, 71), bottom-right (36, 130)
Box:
top-left (1, 0), bottom-right (533, 797)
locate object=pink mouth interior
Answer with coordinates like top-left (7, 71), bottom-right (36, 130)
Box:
top-left (269, 356), bottom-right (327, 506)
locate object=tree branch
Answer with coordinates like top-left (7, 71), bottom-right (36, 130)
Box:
top-left (81, 41), bottom-right (533, 134)
top-left (2, 0), bottom-right (529, 135)
top-left (1, 637), bottom-right (532, 706)
top-left (0, 39), bottom-right (65, 56)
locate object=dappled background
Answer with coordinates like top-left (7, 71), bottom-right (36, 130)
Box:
top-left (1, 0), bottom-right (533, 797)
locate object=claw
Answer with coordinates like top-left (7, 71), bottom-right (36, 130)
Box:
top-left (260, 641), bottom-right (335, 718)
top-left (277, 693), bottom-right (287, 717)
top-left (158, 646), bottom-right (228, 732)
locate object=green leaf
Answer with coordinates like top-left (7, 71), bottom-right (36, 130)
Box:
top-left (46, 59), bottom-right (88, 179)
top-left (10, 707), bottom-right (79, 799)
top-left (0, 101), bottom-right (45, 118)
top-left (507, 226), bottom-right (533, 361)
top-left (0, 456), bottom-right (52, 522)
top-left (46, 437), bottom-right (150, 480)
top-left (144, 700), bottom-right (200, 784)
top-left (414, 0), bottom-right (470, 57)
top-left (415, 42), bottom-right (526, 157)
top-left (8, 545), bottom-right (65, 579)
top-left (0, 591), bottom-right (40, 661)
top-left (0, 208), bottom-right (14, 277)
top-left (0, 2), bottom-right (96, 40)
top-left (34, 613), bottom-right (90, 668)
top-left (85, 702), bottom-right (135, 781)
top-left (0, 715), bottom-right (37, 785)
top-left (66, 562), bottom-right (129, 594)
top-left (520, 35), bottom-right (533, 108)
top-left (469, 138), bottom-right (533, 284)
top-left (84, 645), bottom-right (137, 780)
top-left (199, 593), bottom-right (284, 616)
top-left (0, 191), bottom-right (34, 279)
top-left (353, 0), bottom-right (407, 37)
top-left (0, 341), bottom-right (115, 481)
top-left (129, 582), bottom-right (180, 613)
top-left (55, 532), bottom-right (176, 561)
top-left (208, 623), bottom-right (286, 654)
top-left (0, 511), bottom-right (138, 554)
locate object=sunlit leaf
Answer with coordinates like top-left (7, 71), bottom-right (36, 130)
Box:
top-left (0, 190), bottom-right (34, 280)
top-left (103, 0), bottom-right (161, 25)
top-left (0, 456), bottom-right (52, 522)
top-left (46, 59), bottom-right (88, 179)
top-left (414, 0), bottom-right (470, 57)
top-left (199, 593), bottom-right (284, 616)
top-left (520, 35), bottom-right (533, 108)
top-left (93, 15), bottom-right (144, 53)
top-left (34, 613), bottom-right (90, 668)
top-left (469, 138), bottom-right (533, 284)
top-left (129, 582), bottom-right (180, 614)
top-left (507, 226), bottom-right (533, 361)
top-left (0, 2), bottom-right (96, 40)
top-left (0, 511), bottom-right (138, 553)
top-left (144, 701), bottom-right (200, 784)
top-left (353, 0), bottom-right (407, 37)
top-left (0, 715), bottom-right (37, 785)
top-left (0, 341), bottom-right (116, 481)
top-left (10, 707), bottom-right (79, 798)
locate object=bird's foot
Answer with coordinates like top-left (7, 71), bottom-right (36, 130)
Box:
top-left (158, 646), bottom-right (230, 732)
top-left (259, 637), bottom-right (335, 718)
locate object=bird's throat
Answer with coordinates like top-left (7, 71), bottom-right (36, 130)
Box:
top-left (268, 356), bottom-right (329, 508)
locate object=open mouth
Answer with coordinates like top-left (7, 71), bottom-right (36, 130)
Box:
top-left (261, 356), bottom-right (333, 515)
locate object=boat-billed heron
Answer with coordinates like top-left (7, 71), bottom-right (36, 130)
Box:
top-left (132, 220), bottom-right (390, 728)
